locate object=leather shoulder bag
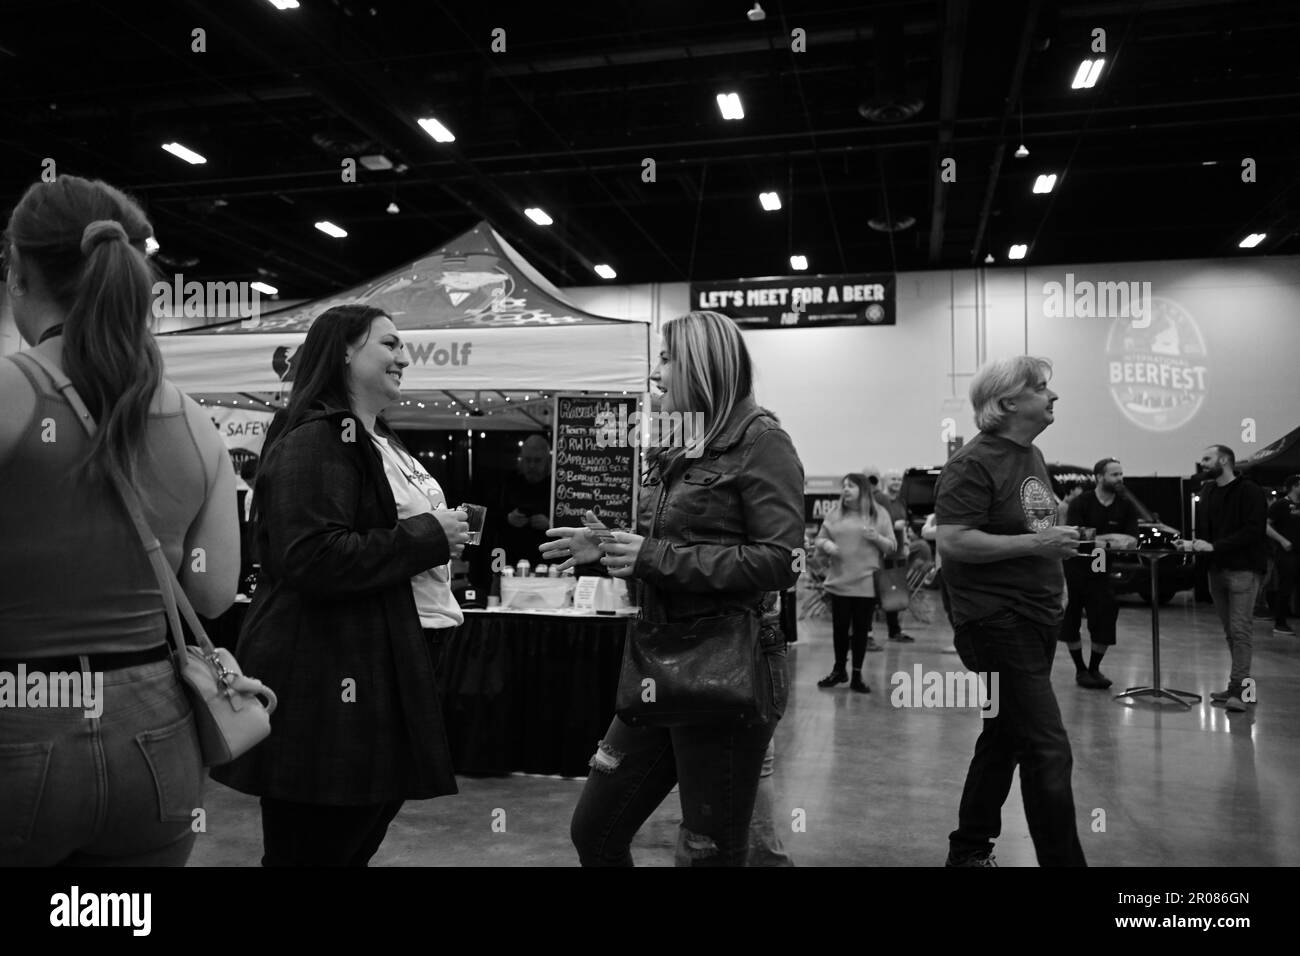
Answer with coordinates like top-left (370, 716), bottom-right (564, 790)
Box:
top-left (24, 350), bottom-right (277, 767)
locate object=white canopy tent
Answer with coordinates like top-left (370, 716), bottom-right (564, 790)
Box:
top-left (157, 222), bottom-right (650, 430)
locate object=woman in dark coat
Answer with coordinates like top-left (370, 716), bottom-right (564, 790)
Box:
top-left (212, 304), bottom-right (469, 866)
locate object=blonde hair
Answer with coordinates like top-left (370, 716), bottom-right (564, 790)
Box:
top-left (970, 355), bottom-right (1053, 432)
top-left (661, 310), bottom-right (754, 458)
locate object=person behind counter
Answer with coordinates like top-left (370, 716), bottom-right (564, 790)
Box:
top-left (496, 434), bottom-right (555, 566)
top-left (212, 304), bottom-right (469, 866)
top-left (543, 309), bottom-right (805, 866)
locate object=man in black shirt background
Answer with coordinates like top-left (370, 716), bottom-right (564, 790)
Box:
top-left (936, 355), bottom-right (1085, 867)
top-left (1266, 474), bottom-right (1300, 636)
top-left (1182, 444), bottom-right (1268, 712)
top-left (1062, 458), bottom-right (1139, 689)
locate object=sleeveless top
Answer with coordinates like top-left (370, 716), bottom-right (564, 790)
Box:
top-left (0, 353), bottom-right (211, 657)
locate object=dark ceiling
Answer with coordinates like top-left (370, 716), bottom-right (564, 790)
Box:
top-left (3, 0), bottom-right (1298, 301)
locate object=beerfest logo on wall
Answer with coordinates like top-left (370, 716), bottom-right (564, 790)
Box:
top-left (1105, 297), bottom-right (1208, 432)
top-left (690, 274), bottom-right (896, 329)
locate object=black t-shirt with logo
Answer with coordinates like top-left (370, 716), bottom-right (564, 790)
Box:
top-left (1067, 490), bottom-right (1141, 575)
top-left (1268, 497), bottom-right (1300, 551)
top-left (935, 431), bottom-right (1064, 627)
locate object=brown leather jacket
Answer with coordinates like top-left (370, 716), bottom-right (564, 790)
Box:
top-left (632, 397), bottom-right (805, 624)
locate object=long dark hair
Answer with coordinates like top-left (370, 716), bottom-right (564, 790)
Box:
top-left (840, 472), bottom-right (877, 520)
top-left (262, 304), bottom-right (390, 458)
top-left (5, 175), bottom-right (158, 488)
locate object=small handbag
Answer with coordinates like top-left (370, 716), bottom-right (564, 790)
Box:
top-left (874, 565), bottom-right (911, 613)
top-left (25, 351), bottom-right (277, 767)
top-left (615, 598), bottom-right (768, 727)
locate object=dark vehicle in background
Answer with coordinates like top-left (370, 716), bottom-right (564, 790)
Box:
top-left (901, 462), bottom-right (1195, 605)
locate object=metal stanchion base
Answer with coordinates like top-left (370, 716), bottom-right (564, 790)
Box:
top-left (1113, 685), bottom-right (1202, 708)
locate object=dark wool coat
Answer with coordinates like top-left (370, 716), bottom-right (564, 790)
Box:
top-left (211, 403), bottom-right (458, 804)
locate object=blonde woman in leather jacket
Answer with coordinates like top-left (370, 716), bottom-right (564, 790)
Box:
top-left (543, 310), bottom-right (805, 866)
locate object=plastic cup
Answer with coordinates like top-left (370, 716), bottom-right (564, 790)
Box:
top-left (459, 503), bottom-right (487, 545)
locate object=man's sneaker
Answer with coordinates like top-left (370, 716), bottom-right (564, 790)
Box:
top-left (889, 632), bottom-right (916, 643)
top-left (1225, 695), bottom-right (1248, 713)
top-left (866, 638), bottom-right (884, 652)
top-left (945, 850), bottom-right (997, 867)
top-left (1076, 670), bottom-right (1107, 689)
top-left (1274, 623), bottom-right (1296, 636)
top-left (1089, 669), bottom-right (1113, 689)
top-left (1209, 687), bottom-right (1234, 702)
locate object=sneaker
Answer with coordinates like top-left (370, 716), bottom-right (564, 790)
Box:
top-left (1209, 687), bottom-right (1234, 702)
top-left (1273, 623), bottom-right (1296, 636)
top-left (889, 632), bottom-right (916, 643)
top-left (817, 668), bottom-right (849, 688)
top-left (1225, 695), bottom-right (1248, 712)
top-left (850, 674), bottom-right (871, 694)
top-left (1089, 669), bottom-right (1113, 689)
top-left (1075, 670), bottom-right (1107, 689)
top-left (1253, 609), bottom-right (1273, 620)
top-left (866, 638), bottom-right (884, 652)
top-left (945, 850), bottom-right (997, 867)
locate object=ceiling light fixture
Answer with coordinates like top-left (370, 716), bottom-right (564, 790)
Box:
top-left (417, 116), bottom-right (456, 143)
top-left (1032, 173), bottom-right (1057, 194)
top-left (265, 0), bottom-right (300, 9)
top-left (386, 202), bottom-right (400, 214)
top-left (250, 281), bottom-right (278, 296)
top-left (747, 3), bottom-right (766, 22)
top-left (1008, 244), bottom-right (1028, 260)
top-left (759, 192), bottom-right (782, 211)
top-left (1071, 58), bottom-right (1105, 89)
top-left (314, 220), bottom-right (347, 238)
top-left (790, 255), bottom-right (808, 271)
top-left (524, 207), bottom-right (554, 226)
top-left (161, 142), bottom-right (206, 165)
top-left (359, 154), bottom-right (393, 171)
top-left (594, 264), bottom-right (617, 279)
top-left (716, 92), bottom-right (744, 121)
top-left (1014, 144), bottom-right (1030, 159)
top-left (984, 253), bottom-right (995, 264)
top-left (1239, 233), bottom-right (1266, 249)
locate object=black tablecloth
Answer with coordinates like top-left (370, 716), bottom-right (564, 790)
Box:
top-left (436, 613), bottom-right (628, 778)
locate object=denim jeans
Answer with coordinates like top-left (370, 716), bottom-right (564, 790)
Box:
top-left (571, 626), bottom-right (786, 866)
top-left (949, 609), bottom-right (1086, 866)
top-left (0, 658), bottom-right (202, 866)
top-left (1208, 568), bottom-right (1261, 687)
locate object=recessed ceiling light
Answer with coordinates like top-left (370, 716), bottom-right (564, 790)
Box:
top-left (162, 142), bottom-right (206, 165)
top-left (759, 192), bottom-right (782, 211)
top-left (1008, 243), bottom-right (1028, 260)
top-left (1032, 173), bottom-right (1057, 194)
top-left (1071, 58), bottom-right (1105, 89)
top-left (524, 207), bottom-right (553, 226)
top-left (1239, 233), bottom-right (1266, 248)
top-left (314, 220), bottom-right (347, 238)
top-left (417, 116), bottom-right (455, 143)
top-left (790, 255), bottom-right (808, 271)
top-left (716, 92), bottom-right (744, 120)
top-left (250, 281), bottom-right (278, 295)
top-left (594, 264), bottom-right (617, 280)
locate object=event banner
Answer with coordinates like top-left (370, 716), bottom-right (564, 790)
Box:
top-left (690, 273), bottom-right (896, 328)
top-left (550, 394), bottom-right (639, 532)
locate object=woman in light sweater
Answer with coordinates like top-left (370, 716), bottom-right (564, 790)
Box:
top-left (815, 473), bottom-right (897, 692)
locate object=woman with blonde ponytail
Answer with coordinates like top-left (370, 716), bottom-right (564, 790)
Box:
top-left (0, 176), bottom-right (239, 865)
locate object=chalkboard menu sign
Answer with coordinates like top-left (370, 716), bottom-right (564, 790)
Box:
top-left (550, 394), bottom-right (639, 530)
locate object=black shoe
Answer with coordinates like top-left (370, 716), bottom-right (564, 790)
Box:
top-left (850, 674), bottom-right (871, 693)
top-left (817, 668), bottom-right (849, 688)
top-left (1075, 670), bottom-right (1106, 689)
top-left (945, 850), bottom-right (997, 867)
top-left (1089, 669), bottom-right (1113, 689)
top-left (865, 638), bottom-right (884, 652)
top-left (1209, 687), bottom-right (1233, 702)
top-left (889, 632), bottom-right (915, 643)
top-left (1274, 623), bottom-right (1296, 636)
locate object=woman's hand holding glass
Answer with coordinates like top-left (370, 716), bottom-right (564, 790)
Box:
top-left (434, 507), bottom-right (470, 558)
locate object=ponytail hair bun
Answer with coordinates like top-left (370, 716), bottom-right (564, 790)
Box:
top-left (80, 219), bottom-right (129, 255)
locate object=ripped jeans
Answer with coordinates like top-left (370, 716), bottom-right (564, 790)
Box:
top-left (570, 627), bottom-right (786, 866)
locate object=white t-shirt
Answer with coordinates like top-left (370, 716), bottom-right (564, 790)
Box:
top-left (370, 433), bottom-right (464, 630)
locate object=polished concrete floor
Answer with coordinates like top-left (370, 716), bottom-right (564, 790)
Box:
top-left (189, 591), bottom-right (1300, 866)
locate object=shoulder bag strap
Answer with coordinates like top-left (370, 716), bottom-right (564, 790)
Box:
top-left (19, 350), bottom-right (215, 662)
